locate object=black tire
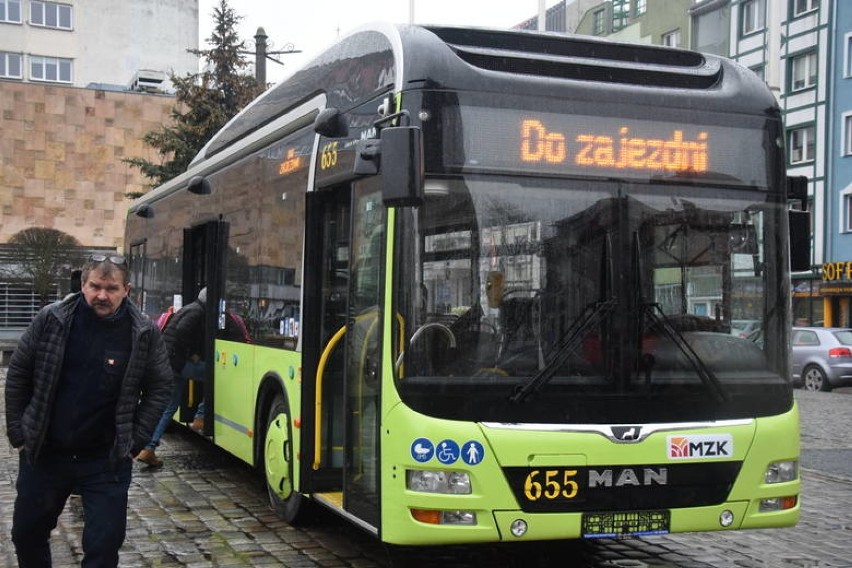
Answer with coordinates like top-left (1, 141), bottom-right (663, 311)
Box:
top-left (263, 393), bottom-right (305, 523)
top-left (802, 365), bottom-right (831, 392)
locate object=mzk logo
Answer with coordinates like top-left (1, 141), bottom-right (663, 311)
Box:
top-left (667, 434), bottom-right (734, 459)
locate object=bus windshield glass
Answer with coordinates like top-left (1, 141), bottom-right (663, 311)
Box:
top-left (393, 116), bottom-right (791, 426)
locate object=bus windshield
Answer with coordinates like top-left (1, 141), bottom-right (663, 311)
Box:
top-left (393, 175), bottom-right (792, 425)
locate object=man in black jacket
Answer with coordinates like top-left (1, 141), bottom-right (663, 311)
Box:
top-left (4, 254), bottom-right (172, 568)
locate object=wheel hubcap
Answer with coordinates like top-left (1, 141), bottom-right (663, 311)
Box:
top-left (265, 412), bottom-right (292, 499)
top-left (804, 370), bottom-right (822, 391)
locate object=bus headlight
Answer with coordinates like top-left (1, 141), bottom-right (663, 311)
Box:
top-left (407, 470), bottom-right (471, 494)
top-left (764, 460), bottom-right (798, 484)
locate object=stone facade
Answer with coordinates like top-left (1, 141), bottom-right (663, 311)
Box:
top-left (0, 82), bottom-right (175, 250)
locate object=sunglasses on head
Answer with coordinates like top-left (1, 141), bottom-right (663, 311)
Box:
top-left (90, 254), bottom-right (127, 266)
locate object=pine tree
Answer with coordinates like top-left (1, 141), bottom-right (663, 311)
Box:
top-left (125, 0), bottom-right (260, 193)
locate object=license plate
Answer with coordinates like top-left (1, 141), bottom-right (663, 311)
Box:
top-left (581, 510), bottom-right (670, 539)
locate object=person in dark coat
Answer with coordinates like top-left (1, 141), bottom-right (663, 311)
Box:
top-left (136, 287), bottom-right (208, 467)
top-left (4, 254), bottom-right (173, 568)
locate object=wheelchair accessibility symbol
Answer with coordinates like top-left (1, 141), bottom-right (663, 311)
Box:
top-left (436, 439), bottom-right (460, 465)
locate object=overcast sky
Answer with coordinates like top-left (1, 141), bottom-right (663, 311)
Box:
top-left (199, 0), bottom-right (554, 84)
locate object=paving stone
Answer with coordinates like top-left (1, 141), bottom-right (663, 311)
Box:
top-left (2, 370), bottom-right (852, 567)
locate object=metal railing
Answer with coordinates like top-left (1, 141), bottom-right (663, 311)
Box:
top-left (0, 283), bottom-right (61, 328)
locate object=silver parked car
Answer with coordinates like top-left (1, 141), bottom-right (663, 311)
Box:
top-left (791, 327), bottom-right (852, 391)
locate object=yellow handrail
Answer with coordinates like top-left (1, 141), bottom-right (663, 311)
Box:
top-left (312, 311), bottom-right (405, 470)
top-left (313, 325), bottom-right (347, 470)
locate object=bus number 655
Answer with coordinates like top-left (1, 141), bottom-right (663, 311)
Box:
top-left (320, 141), bottom-right (338, 170)
top-left (524, 469), bottom-right (579, 501)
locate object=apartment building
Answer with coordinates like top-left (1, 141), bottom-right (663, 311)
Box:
top-left (515, 0), bottom-right (601, 33)
top-left (519, 0), bottom-right (850, 326)
top-left (576, 0), bottom-right (692, 46)
top-left (0, 0), bottom-right (198, 91)
top-left (705, 0), bottom-right (848, 326)
top-left (0, 0), bottom-right (199, 355)
top-left (824, 0), bottom-right (852, 326)
top-left (517, 1), bottom-right (692, 47)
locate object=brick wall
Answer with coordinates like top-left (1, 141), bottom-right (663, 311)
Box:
top-left (0, 82), bottom-right (175, 250)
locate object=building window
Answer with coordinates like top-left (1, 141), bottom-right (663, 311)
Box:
top-left (29, 1), bottom-right (71, 29)
top-left (0, 51), bottom-right (22, 78)
top-left (751, 65), bottom-right (765, 80)
top-left (844, 193), bottom-right (852, 232)
top-left (593, 9), bottom-right (605, 34)
top-left (741, 0), bottom-right (765, 35)
top-left (790, 51), bottom-right (817, 91)
top-left (611, 0), bottom-right (629, 31)
top-left (635, 0), bottom-right (647, 16)
top-left (0, 0), bottom-right (22, 22)
top-left (30, 55), bottom-right (72, 83)
top-left (846, 33), bottom-right (852, 78)
top-left (789, 125), bottom-right (815, 164)
top-left (844, 113), bottom-right (852, 156)
top-left (662, 29), bottom-right (681, 48)
top-left (792, 0), bottom-right (818, 17)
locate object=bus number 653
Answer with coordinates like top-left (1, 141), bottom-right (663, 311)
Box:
top-left (524, 469), bottom-right (579, 501)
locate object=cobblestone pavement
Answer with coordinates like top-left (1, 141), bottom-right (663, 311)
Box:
top-left (1, 365), bottom-right (850, 567)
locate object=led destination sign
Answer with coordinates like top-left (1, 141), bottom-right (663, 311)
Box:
top-left (455, 106), bottom-right (769, 188)
top-left (520, 120), bottom-right (709, 174)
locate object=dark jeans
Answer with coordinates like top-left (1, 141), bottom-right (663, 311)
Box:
top-left (12, 450), bottom-right (132, 568)
top-left (147, 371), bottom-right (204, 449)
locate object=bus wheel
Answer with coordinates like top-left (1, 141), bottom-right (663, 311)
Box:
top-left (264, 393), bottom-right (304, 523)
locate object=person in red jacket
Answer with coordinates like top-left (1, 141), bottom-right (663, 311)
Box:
top-left (4, 254), bottom-right (172, 568)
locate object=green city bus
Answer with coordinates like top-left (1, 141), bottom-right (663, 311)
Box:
top-left (125, 23), bottom-right (806, 544)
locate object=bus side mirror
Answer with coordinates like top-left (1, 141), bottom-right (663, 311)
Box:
top-left (789, 210), bottom-right (811, 272)
top-left (314, 108), bottom-right (348, 138)
top-left (380, 126), bottom-right (424, 208)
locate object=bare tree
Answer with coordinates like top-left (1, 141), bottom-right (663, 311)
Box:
top-left (1, 228), bottom-right (84, 306)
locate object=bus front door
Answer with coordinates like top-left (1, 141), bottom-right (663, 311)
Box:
top-left (309, 180), bottom-right (382, 529)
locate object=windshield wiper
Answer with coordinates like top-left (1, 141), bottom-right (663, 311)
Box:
top-left (641, 303), bottom-right (727, 402)
top-left (509, 298), bottom-right (615, 404)
top-left (511, 234), bottom-right (615, 404)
